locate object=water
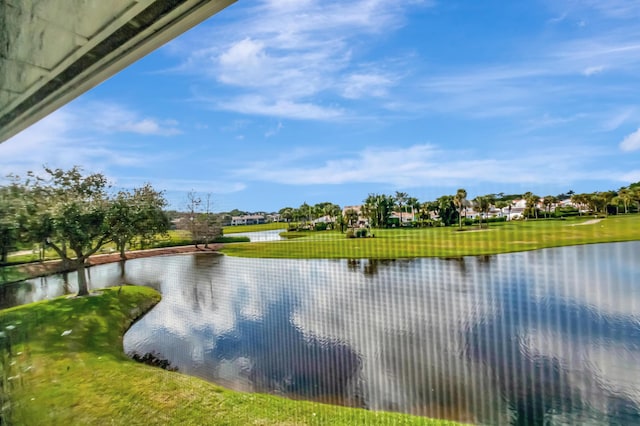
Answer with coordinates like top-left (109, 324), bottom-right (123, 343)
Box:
top-left (2, 243), bottom-right (639, 424)
top-left (225, 229), bottom-right (285, 242)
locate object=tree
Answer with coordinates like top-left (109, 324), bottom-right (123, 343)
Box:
top-left (278, 207), bottom-right (294, 223)
top-left (618, 188), bottom-right (633, 214)
top-left (435, 195), bottom-right (458, 226)
top-left (186, 191), bottom-right (202, 247)
top-left (633, 186), bottom-right (640, 213)
top-left (299, 202), bottom-right (312, 223)
top-left (17, 167), bottom-right (113, 296)
top-left (107, 184), bottom-right (169, 259)
top-left (524, 192), bottom-right (540, 219)
top-left (571, 193), bottom-right (588, 215)
top-left (394, 191), bottom-right (408, 226)
top-left (495, 200), bottom-right (509, 219)
top-left (292, 208), bottom-right (305, 224)
top-left (454, 188), bottom-right (468, 228)
top-left (0, 184), bottom-right (22, 264)
top-left (363, 194), bottom-right (394, 228)
top-left (199, 193), bottom-right (217, 248)
top-left (473, 195), bottom-right (491, 228)
top-left (186, 192), bottom-right (220, 247)
top-left (323, 203), bottom-right (342, 229)
top-left (344, 208), bottom-right (359, 227)
top-left (407, 197), bottom-right (420, 223)
top-left (592, 191), bottom-right (615, 215)
top-left (542, 195), bottom-right (558, 218)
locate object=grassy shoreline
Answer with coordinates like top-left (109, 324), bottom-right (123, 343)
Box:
top-left (0, 287), bottom-right (460, 425)
top-left (220, 215), bottom-right (640, 259)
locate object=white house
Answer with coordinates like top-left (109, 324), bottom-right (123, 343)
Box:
top-left (230, 214), bottom-right (266, 226)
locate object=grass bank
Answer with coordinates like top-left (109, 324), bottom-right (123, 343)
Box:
top-left (0, 287), bottom-right (459, 425)
top-left (4, 230), bottom-right (249, 266)
top-left (221, 215), bottom-right (640, 259)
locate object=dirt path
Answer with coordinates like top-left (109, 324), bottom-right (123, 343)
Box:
top-left (12, 244), bottom-right (223, 280)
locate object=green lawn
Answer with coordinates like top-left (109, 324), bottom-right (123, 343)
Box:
top-left (0, 288), bottom-right (459, 425)
top-left (0, 265), bottom-right (28, 283)
top-left (221, 215), bottom-right (640, 259)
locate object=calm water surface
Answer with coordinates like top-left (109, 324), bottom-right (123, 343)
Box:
top-left (2, 242), bottom-right (639, 424)
top-left (226, 229), bottom-right (285, 242)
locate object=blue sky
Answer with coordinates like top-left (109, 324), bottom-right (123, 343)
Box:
top-left (2, 0), bottom-right (640, 212)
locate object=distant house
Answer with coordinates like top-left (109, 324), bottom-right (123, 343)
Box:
top-left (219, 214), bottom-right (232, 227)
top-left (312, 215), bottom-right (333, 224)
top-left (266, 213), bottom-right (281, 223)
top-left (342, 205), bottom-right (368, 227)
top-left (390, 211), bottom-right (416, 223)
top-left (342, 205), bottom-right (362, 216)
top-left (170, 217), bottom-right (185, 230)
top-left (230, 214), bottom-right (266, 226)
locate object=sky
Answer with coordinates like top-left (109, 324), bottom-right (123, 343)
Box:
top-left (2, 0), bottom-right (640, 212)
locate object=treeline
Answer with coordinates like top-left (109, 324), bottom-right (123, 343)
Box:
top-left (0, 167), bottom-right (173, 294)
top-left (276, 184), bottom-right (640, 232)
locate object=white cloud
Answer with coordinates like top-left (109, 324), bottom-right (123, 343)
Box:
top-left (574, 0), bottom-right (640, 19)
top-left (265, 121), bottom-right (283, 138)
top-left (342, 72), bottom-right (394, 99)
top-left (0, 102), bottom-right (179, 180)
top-left (582, 65), bottom-right (606, 76)
top-left (114, 177), bottom-right (247, 194)
top-left (172, 0), bottom-right (428, 120)
top-left (602, 108), bottom-right (635, 131)
top-left (619, 169), bottom-right (640, 182)
top-left (234, 144), bottom-right (612, 187)
top-left (619, 127), bottom-right (640, 151)
top-left (83, 102), bottom-right (181, 136)
top-left (217, 95), bottom-right (345, 121)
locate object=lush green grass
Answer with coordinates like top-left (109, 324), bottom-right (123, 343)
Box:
top-left (0, 265), bottom-right (28, 283)
top-left (147, 230), bottom-right (250, 248)
top-left (221, 215), bottom-right (640, 259)
top-left (280, 230), bottom-right (314, 239)
top-left (0, 288), bottom-right (459, 425)
top-left (223, 222), bottom-right (288, 234)
top-left (6, 248), bottom-right (67, 264)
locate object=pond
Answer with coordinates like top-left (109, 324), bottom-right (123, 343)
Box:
top-left (2, 242), bottom-right (639, 424)
top-left (225, 229), bottom-right (285, 242)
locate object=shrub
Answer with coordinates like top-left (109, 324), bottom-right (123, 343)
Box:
top-left (314, 222), bottom-right (328, 231)
top-left (485, 216), bottom-right (507, 224)
top-left (552, 207), bottom-right (580, 218)
top-left (345, 229), bottom-right (355, 238)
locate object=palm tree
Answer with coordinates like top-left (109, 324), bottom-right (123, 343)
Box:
top-left (633, 186), bottom-right (640, 213)
top-left (278, 207), bottom-right (294, 223)
top-left (618, 188), bottom-right (633, 214)
top-left (299, 202), bottom-right (312, 223)
top-left (611, 196), bottom-right (621, 215)
top-left (542, 196), bottom-right (558, 218)
top-left (524, 192), bottom-right (539, 219)
top-left (394, 191), bottom-right (408, 226)
top-left (571, 193), bottom-right (586, 215)
top-left (454, 188), bottom-right (467, 228)
top-left (407, 196), bottom-right (420, 223)
top-left (495, 200), bottom-right (509, 218)
top-left (344, 208), bottom-right (359, 227)
top-left (473, 195), bottom-right (491, 228)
